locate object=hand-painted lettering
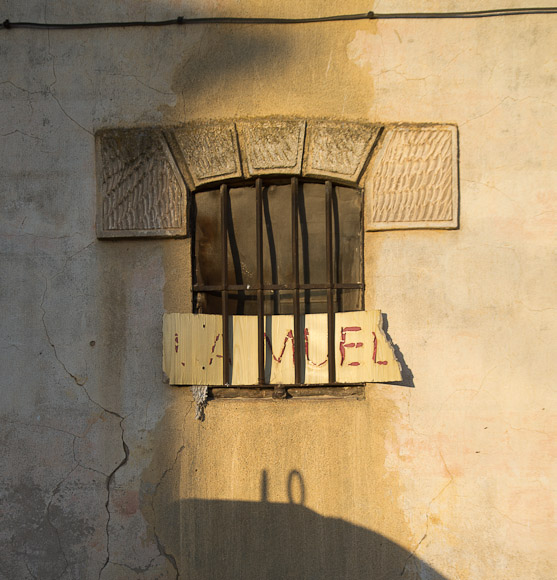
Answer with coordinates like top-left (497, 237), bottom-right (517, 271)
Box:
top-left (209, 334), bottom-right (223, 365)
top-left (304, 328), bottom-right (328, 367)
top-left (340, 326), bottom-right (363, 366)
top-left (264, 330), bottom-right (295, 363)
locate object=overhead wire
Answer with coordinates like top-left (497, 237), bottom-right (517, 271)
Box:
top-left (2, 7), bottom-right (557, 31)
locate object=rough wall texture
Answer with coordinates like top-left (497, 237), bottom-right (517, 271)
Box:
top-left (1, 1), bottom-right (556, 579)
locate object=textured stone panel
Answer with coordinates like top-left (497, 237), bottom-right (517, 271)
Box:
top-left (367, 125), bottom-right (458, 230)
top-left (96, 129), bottom-right (187, 238)
top-left (237, 119), bottom-right (306, 176)
top-left (173, 121), bottom-right (242, 187)
top-left (303, 120), bottom-right (381, 184)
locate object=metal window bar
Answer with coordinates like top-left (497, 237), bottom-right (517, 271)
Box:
top-left (220, 184), bottom-right (230, 385)
top-left (256, 178), bottom-right (265, 385)
top-left (325, 180), bottom-right (336, 384)
top-left (291, 177), bottom-right (302, 385)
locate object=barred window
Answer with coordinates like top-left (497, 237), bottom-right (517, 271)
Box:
top-left (192, 177), bottom-right (363, 390)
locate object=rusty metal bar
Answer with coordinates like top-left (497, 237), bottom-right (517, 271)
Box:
top-left (325, 181), bottom-right (336, 384)
top-left (292, 177), bottom-right (301, 385)
top-left (194, 282), bottom-right (362, 292)
top-left (220, 184), bottom-right (230, 385)
top-left (256, 178), bottom-right (265, 385)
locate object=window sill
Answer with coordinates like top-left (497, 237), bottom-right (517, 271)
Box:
top-left (209, 385), bottom-right (365, 400)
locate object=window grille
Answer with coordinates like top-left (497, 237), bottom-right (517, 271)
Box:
top-left (192, 177), bottom-right (363, 388)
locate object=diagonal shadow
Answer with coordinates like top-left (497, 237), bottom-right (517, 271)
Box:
top-left (382, 312), bottom-right (415, 388)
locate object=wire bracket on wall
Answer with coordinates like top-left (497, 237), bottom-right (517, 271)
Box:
top-left (2, 8), bottom-right (557, 31)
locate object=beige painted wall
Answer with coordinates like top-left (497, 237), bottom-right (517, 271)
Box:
top-left (1, 1), bottom-right (555, 578)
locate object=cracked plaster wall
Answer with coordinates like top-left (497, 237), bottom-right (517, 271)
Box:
top-left (1, 1), bottom-right (556, 579)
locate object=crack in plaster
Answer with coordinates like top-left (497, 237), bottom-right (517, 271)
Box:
top-left (98, 416), bottom-right (129, 580)
top-left (147, 405), bottom-right (195, 579)
top-left (0, 129), bottom-right (42, 140)
top-left (41, 6), bottom-right (93, 137)
top-left (94, 70), bottom-right (175, 96)
top-left (150, 441), bottom-right (187, 579)
top-left (39, 274), bottom-right (133, 578)
top-left (49, 92), bottom-right (93, 136)
top-left (45, 489), bottom-right (70, 579)
top-left (154, 533), bottom-right (179, 580)
top-left (40, 277), bottom-right (88, 387)
top-left (51, 240), bottom-right (95, 281)
top-left (400, 449), bottom-right (455, 577)
top-left (108, 558), bottom-right (160, 575)
top-left (461, 96), bottom-right (543, 126)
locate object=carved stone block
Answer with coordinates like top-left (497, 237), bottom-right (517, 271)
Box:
top-left (303, 120), bottom-right (381, 185)
top-left (367, 125), bottom-right (458, 230)
top-left (236, 119), bottom-right (306, 177)
top-left (96, 129), bottom-right (187, 238)
top-left (173, 121), bottom-right (242, 187)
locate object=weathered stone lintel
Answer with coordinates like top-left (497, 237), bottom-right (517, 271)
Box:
top-left (303, 121), bottom-right (382, 185)
top-left (236, 119), bottom-right (307, 178)
top-left (95, 119), bottom-right (460, 238)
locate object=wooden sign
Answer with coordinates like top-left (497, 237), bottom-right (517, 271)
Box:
top-left (163, 311), bottom-right (401, 386)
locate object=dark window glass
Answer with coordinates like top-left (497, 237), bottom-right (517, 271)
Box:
top-left (193, 180), bottom-right (362, 314)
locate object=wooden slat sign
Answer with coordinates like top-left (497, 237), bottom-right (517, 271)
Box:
top-left (163, 311), bottom-right (401, 385)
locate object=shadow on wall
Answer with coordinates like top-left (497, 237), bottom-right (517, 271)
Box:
top-left (172, 470), bottom-right (446, 580)
top-left (167, 21), bottom-right (371, 119)
top-left (382, 313), bottom-right (415, 388)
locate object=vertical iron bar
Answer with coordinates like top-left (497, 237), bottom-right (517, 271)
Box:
top-left (221, 184), bottom-right (230, 385)
top-left (292, 178), bottom-right (301, 385)
top-left (325, 181), bottom-right (336, 384)
top-left (332, 187), bottom-right (342, 312)
top-left (256, 178), bottom-right (265, 385)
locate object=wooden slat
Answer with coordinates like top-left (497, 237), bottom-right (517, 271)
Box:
top-left (303, 313), bottom-right (329, 384)
top-left (335, 311), bottom-right (401, 383)
top-left (163, 311), bottom-right (401, 385)
top-left (231, 316), bottom-right (258, 385)
top-left (266, 315), bottom-right (295, 385)
top-left (163, 313), bottom-right (223, 385)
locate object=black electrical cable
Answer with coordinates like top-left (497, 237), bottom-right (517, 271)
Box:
top-left (2, 7), bottom-right (557, 31)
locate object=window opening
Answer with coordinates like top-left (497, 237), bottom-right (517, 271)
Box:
top-left (192, 177), bottom-right (363, 387)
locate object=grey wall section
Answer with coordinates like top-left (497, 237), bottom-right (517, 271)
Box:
top-left (1, 1), bottom-right (556, 579)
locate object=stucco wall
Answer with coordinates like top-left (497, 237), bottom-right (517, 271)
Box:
top-left (1, 1), bottom-right (556, 579)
